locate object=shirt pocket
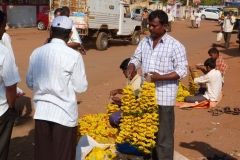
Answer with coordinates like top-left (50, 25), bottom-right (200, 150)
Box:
top-left (156, 57), bottom-right (173, 73)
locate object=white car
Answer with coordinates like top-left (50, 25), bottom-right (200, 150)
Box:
top-left (201, 8), bottom-right (220, 20)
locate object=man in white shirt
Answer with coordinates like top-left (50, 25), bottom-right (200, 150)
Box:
top-left (190, 10), bottom-right (196, 29)
top-left (0, 10), bottom-right (21, 159)
top-left (60, 6), bottom-right (86, 55)
top-left (167, 9), bottom-right (174, 32)
top-left (26, 16), bottom-right (88, 160)
top-left (221, 10), bottom-right (236, 49)
top-left (195, 10), bottom-right (201, 28)
top-left (184, 58), bottom-right (222, 103)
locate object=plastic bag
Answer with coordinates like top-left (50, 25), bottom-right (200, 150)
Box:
top-left (116, 142), bottom-right (143, 156)
top-left (75, 135), bottom-right (114, 160)
top-left (217, 32), bottom-right (223, 42)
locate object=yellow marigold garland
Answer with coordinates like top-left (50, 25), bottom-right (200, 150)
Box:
top-left (116, 81), bottom-right (159, 154)
top-left (188, 70), bottom-right (199, 95)
top-left (107, 103), bottom-right (120, 116)
top-left (176, 81), bottom-right (190, 102)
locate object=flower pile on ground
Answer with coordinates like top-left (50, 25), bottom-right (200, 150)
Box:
top-left (116, 81), bottom-right (159, 154)
top-left (77, 113), bottom-right (118, 144)
top-left (85, 147), bottom-right (117, 160)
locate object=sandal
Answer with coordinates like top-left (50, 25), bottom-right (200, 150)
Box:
top-left (232, 108), bottom-right (240, 115)
top-left (223, 107), bottom-right (232, 114)
top-left (212, 109), bottom-right (224, 116)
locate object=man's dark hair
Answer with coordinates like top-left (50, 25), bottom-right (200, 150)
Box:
top-left (120, 58), bottom-right (130, 70)
top-left (54, 8), bottom-right (62, 15)
top-left (208, 47), bottom-right (219, 55)
top-left (229, 10), bottom-right (233, 14)
top-left (148, 10), bottom-right (168, 25)
top-left (51, 27), bottom-right (71, 39)
top-left (204, 58), bottom-right (216, 69)
top-left (0, 10), bottom-right (6, 26)
top-left (60, 6), bottom-right (70, 16)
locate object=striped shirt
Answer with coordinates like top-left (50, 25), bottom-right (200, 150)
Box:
top-left (130, 33), bottom-right (188, 106)
top-left (0, 43), bottom-right (21, 116)
top-left (26, 38), bottom-right (88, 127)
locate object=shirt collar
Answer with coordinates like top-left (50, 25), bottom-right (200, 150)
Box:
top-left (147, 32), bottom-right (168, 44)
top-left (51, 38), bottom-right (67, 45)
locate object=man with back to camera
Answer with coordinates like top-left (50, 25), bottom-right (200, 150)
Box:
top-left (0, 10), bottom-right (21, 159)
top-left (26, 16), bottom-right (88, 160)
top-left (221, 10), bottom-right (235, 49)
top-left (125, 10), bottom-right (188, 160)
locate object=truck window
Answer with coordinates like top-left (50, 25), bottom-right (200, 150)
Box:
top-left (124, 6), bottom-right (131, 18)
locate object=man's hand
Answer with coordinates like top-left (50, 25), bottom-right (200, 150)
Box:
top-left (111, 97), bottom-right (121, 102)
top-left (144, 72), bottom-right (161, 82)
top-left (124, 63), bottom-right (135, 78)
top-left (6, 83), bottom-right (17, 109)
top-left (110, 89), bottom-right (122, 97)
top-left (78, 45), bottom-right (86, 55)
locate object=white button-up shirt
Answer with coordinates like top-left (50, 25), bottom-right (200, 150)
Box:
top-left (223, 15), bottom-right (236, 32)
top-left (26, 38), bottom-right (88, 127)
top-left (194, 69), bottom-right (222, 102)
top-left (130, 34), bottom-right (188, 106)
top-left (0, 43), bottom-right (21, 116)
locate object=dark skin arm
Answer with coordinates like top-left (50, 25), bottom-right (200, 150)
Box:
top-left (67, 42), bottom-right (81, 48)
top-left (110, 89), bottom-right (123, 102)
top-left (6, 83), bottom-right (17, 109)
top-left (195, 65), bottom-right (208, 74)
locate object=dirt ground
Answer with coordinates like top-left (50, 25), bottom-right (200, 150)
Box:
top-left (6, 19), bottom-right (240, 160)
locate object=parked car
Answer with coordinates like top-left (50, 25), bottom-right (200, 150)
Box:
top-left (201, 8), bottom-right (220, 20)
top-left (131, 8), bottom-right (152, 21)
top-left (37, 7), bottom-right (49, 30)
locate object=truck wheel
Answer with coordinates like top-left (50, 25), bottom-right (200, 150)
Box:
top-left (131, 31), bottom-right (140, 45)
top-left (96, 32), bottom-right (108, 51)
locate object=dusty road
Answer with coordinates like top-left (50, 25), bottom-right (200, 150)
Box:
top-left (6, 19), bottom-right (240, 159)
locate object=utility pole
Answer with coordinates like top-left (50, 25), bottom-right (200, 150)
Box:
top-left (185, 0), bottom-right (189, 19)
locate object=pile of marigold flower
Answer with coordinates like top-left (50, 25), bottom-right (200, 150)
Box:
top-left (107, 103), bottom-right (120, 116)
top-left (85, 147), bottom-right (117, 160)
top-left (116, 81), bottom-right (159, 154)
top-left (77, 113), bottom-right (118, 143)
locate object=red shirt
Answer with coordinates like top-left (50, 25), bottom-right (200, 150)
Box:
top-left (216, 56), bottom-right (227, 74)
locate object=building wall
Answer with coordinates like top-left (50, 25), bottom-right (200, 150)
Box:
top-left (1, 4), bottom-right (48, 28)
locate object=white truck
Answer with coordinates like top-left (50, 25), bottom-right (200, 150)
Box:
top-left (50, 0), bottom-right (142, 50)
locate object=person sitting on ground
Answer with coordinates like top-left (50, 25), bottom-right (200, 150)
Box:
top-left (109, 58), bottom-right (141, 104)
top-left (109, 58), bottom-right (141, 127)
top-left (196, 47), bottom-right (227, 85)
top-left (184, 58), bottom-right (222, 103)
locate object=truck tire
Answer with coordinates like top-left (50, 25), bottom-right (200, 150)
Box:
top-left (131, 31), bottom-right (140, 45)
top-left (96, 32), bottom-right (108, 51)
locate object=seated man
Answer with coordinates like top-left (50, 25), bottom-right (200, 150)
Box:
top-left (109, 58), bottom-right (141, 103)
top-left (109, 58), bottom-right (141, 127)
top-left (184, 58), bottom-right (222, 103)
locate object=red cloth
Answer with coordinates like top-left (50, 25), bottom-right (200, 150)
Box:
top-left (216, 56), bottom-right (227, 74)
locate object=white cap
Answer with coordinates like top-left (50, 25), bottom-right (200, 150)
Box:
top-left (51, 16), bottom-right (73, 29)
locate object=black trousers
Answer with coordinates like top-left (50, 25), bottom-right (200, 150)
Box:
top-left (34, 120), bottom-right (77, 160)
top-left (150, 105), bottom-right (175, 160)
top-left (223, 32), bottom-right (232, 49)
top-left (0, 108), bottom-right (16, 160)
